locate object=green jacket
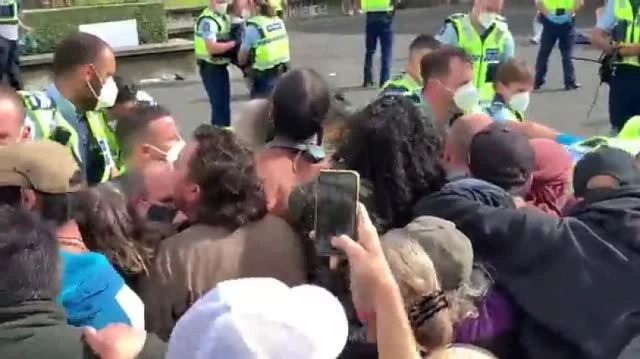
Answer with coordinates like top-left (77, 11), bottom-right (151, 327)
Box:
top-left (0, 300), bottom-right (167, 359)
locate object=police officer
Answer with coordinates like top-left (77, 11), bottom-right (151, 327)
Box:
top-left (360, 0), bottom-right (394, 88)
top-left (591, 0), bottom-right (640, 135)
top-left (194, 0), bottom-right (237, 128)
top-left (484, 59), bottom-right (534, 122)
top-left (19, 32), bottom-right (118, 185)
top-left (533, 0), bottom-right (582, 91)
top-left (237, 0), bottom-right (290, 98)
top-left (379, 34), bottom-right (440, 104)
top-left (0, 0), bottom-right (29, 90)
top-left (436, 0), bottom-right (515, 106)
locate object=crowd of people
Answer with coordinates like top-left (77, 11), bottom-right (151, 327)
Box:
top-left (3, 3), bottom-right (640, 358)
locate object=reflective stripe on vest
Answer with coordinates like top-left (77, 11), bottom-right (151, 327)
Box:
top-left (542, 0), bottom-right (575, 14)
top-left (449, 14), bottom-right (507, 104)
top-left (0, 0), bottom-right (18, 24)
top-left (247, 16), bottom-right (290, 71)
top-left (20, 91), bottom-right (115, 183)
top-left (194, 8), bottom-right (232, 65)
top-left (379, 73), bottom-right (422, 103)
top-left (19, 90), bottom-right (57, 139)
top-left (613, 0), bottom-right (640, 66)
top-left (360, 0), bottom-right (392, 12)
top-left (87, 111), bottom-right (119, 183)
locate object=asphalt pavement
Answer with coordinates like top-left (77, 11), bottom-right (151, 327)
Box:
top-left (144, 5), bottom-right (612, 138)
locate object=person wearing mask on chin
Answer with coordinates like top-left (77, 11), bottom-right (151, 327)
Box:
top-left (484, 59), bottom-right (534, 122)
top-left (18, 32), bottom-right (119, 186)
top-left (379, 34), bottom-right (441, 104)
top-left (194, 0), bottom-right (236, 128)
top-left (436, 0), bottom-right (515, 107)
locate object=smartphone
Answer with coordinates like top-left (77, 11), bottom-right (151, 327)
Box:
top-left (314, 169), bottom-right (360, 256)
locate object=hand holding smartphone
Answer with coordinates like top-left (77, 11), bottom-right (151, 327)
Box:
top-left (314, 169), bottom-right (360, 256)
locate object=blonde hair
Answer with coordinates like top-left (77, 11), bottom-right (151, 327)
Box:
top-left (380, 235), bottom-right (454, 352)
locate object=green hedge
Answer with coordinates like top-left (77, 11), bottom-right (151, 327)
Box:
top-left (22, 2), bottom-right (167, 55)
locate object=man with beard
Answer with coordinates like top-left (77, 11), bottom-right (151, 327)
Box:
top-left (19, 32), bottom-right (119, 185)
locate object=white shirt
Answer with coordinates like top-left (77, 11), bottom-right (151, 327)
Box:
top-left (0, 24), bottom-right (19, 41)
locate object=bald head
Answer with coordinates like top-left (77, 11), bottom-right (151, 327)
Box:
top-left (0, 87), bottom-right (27, 145)
top-left (444, 114), bottom-right (493, 168)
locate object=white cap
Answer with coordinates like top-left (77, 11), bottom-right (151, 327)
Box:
top-left (166, 278), bottom-right (349, 359)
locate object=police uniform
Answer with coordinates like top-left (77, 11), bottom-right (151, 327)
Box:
top-left (597, 0), bottom-right (640, 132)
top-left (361, 0), bottom-right (394, 88)
top-left (19, 90), bottom-right (118, 185)
top-left (483, 93), bottom-right (524, 122)
top-left (379, 72), bottom-right (422, 104)
top-left (194, 7), bottom-right (233, 127)
top-left (437, 13), bottom-right (514, 106)
top-left (244, 14), bottom-right (290, 98)
top-left (0, 0), bottom-right (21, 90)
top-left (533, 0), bottom-right (579, 90)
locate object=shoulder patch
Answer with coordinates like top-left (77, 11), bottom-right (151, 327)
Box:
top-left (19, 91), bottom-right (54, 110)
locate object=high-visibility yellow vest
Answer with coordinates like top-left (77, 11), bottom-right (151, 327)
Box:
top-left (194, 8), bottom-right (232, 65)
top-left (19, 91), bottom-right (118, 184)
top-left (613, 0), bottom-right (640, 66)
top-left (95, 110), bottom-right (121, 173)
top-left (246, 15), bottom-right (290, 71)
top-left (542, 0), bottom-right (576, 15)
top-left (361, 0), bottom-right (392, 12)
top-left (447, 13), bottom-right (508, 105)
top-left (379, 73), bottom-right (422, 103)
top-left (0, 0), bottom-right (18, 24)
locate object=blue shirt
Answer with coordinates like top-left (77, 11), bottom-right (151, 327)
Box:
top-left (198, 16), bottom-right (218, 41)
top-left (596, 0), bottom-right (616, 30)
top-left (240, 24), bottom-right (261, 51)
top-left (60, 250), bottom-right (145, 329)
top-left (483, 94), bottom-right (516, 122)
top-left (436, 22), bottom-right (515, 61)
top-left (44, 84), bottom-right (90, 177)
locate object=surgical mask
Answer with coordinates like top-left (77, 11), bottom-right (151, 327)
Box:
top-left (148, 140), bottom-right (186, 168)
top-left (452, 82), bottom-right (480, 112)
top-left (478, 12), bottom-right (497, 28)
top-left (88, 75), bottom-right (119, 110)
top-left (507, 91), bottom-right (530, 113)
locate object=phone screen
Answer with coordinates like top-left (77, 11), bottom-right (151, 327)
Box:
top-left (314, 170), bottom-right (359, 256)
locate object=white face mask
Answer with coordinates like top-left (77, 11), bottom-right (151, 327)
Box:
top-left (508, 91), bottom-right (531, 113)
top-left (452, 82), bottom-right (480, 112)
top-left (91, 76), bottom-right (119, 110)
top-left (148, 140), bottom-right (186, 168)
top-left (478, 12), bottom-right (498, 28)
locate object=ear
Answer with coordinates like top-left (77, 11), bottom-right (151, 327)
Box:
top-left (20, 189), bottom-right (37, 210)
top-left (21, 125), bottom-right (31, 140)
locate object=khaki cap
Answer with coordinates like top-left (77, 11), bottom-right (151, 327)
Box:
top-left (0, 140), bottom-right (84, 194)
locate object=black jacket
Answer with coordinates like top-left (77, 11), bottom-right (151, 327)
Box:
top-left (414, 181), bottom-right (640, 359)
top-left (0, 300), bottom-right (166, 359)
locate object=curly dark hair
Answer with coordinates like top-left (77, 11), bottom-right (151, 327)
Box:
top-left (73, 186), bottom-right (155, 275)
top-left (333, 95), bottom-right (446, 230)
top-left (190, 125), bottom-right (268, 230)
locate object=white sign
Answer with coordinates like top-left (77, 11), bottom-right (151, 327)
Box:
top-left (79, 19), bottom-right (139, 49)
